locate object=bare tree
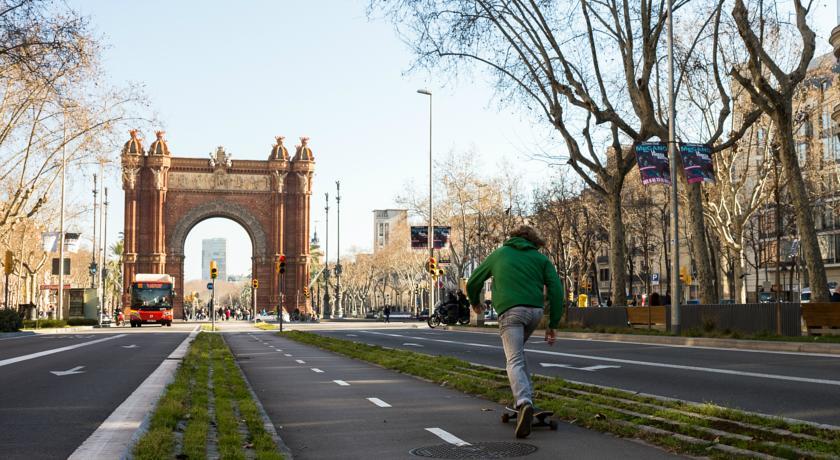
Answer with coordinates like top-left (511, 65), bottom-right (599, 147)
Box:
top-left (373, 0), bottom-right (756, 305)
top-left (729, 0), bottom-right (829, 301)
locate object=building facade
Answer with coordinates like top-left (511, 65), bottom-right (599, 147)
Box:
top-left (201, 238), bottom-right (227, 280)
top-left (373, 209), bottom-right (408, 252)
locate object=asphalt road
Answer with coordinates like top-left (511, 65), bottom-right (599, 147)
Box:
top-left (228, 331), bottom-right (681, 460)
top-left (0, 326), bottom-right (191, 460)
top-left (311, 327), bottom-right (840, 426)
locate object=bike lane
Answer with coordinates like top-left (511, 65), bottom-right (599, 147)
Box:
top-left (226, 331), bottom-right (682, 460)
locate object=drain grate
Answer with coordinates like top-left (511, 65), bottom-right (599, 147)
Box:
top-left (410, 442), bottom-right (538, 459)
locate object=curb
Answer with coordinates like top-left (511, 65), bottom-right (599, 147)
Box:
top-left (24, 326), bottom-right (97, 334)
top-left (444, 326), bottom-right (840, 355)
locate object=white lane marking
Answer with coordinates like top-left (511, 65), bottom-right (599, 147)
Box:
top-left (346, 334), bottom-right (358, 337)
top-left (276, 349), bottom-right (283, 352)
top-left (51, 365), bottom-right (86, 376)
top-left (403, 343), bottom-right (423, 347)
top-left (448, 327), bottom-right (840, 359)
top-left (296, 359), bottom-right (306, 364)
top-left (69, 327), bottom-right (198, 459)
top-left (367, 397), bottom-right (391, 407)
top-left (284, 354), bottom-right (292, 357)
top-left (540, 363), bottom-right (621, 372)
top-left (333, 380), bottom-right (350, 386)
top-left (122, 345), bottom-right (138, 349)
top-left (311, 368), bottom-right (324, 373)
top-left (363, 331), bottom-right (840, 387)
top-left (0, 334), bottom-right (127, 368)
top-left (425, 428), bottom-right (470, 446)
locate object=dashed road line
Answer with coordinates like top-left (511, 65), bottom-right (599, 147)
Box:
top-left (284, 354), bottom-right (292, 357)
top-left (295, 359), bottom-right (306, 364)
top-left (311, 368), bottom-right (324, 373)
top-left (425, 428), bottom-right (470, 446)
top-left (367, 397), bottom-right (391, 407)
top-left (333, 380), bottom-right (350, 386)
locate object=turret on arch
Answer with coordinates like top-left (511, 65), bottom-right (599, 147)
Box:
top-left (121, 132), bottom-right (314, 318)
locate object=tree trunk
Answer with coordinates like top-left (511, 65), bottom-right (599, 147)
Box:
top-left (607, 189), bottom-right (627, 306)
top-left (685, 183), bottom-right (716, 304)
top-left (774, 115), bottom-right (829, 301)
top-left (733, 249), bottom-right (747, 304)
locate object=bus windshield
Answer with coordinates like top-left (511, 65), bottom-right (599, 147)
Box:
top-left (132, 286), bottom-right (172, 309)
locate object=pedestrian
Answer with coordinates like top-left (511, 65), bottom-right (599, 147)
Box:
top-left (606, 298), bottom-right (613, 307)
top-left (467, 225), bottom-right (564, 439)
top-left (649, 292), bottom-right (661, 306)
top-left (383, 305), bottom-right (391, 323)
top-left (457, 290), bottom-right (469, 321)
top-left (662, 291), bottom-right (672, 306)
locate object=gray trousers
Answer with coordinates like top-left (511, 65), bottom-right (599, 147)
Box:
top-left (498, 306), bottom-right (543, 408)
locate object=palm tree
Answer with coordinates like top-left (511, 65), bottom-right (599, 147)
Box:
top-left (105, 237), bottom-right (124, 313)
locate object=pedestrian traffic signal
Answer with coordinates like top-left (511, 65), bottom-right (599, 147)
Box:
top-left (303, 286), bottom-right (310, 298)
top-left (210, 261), bottom-right (218, 279)
top-left (279, 255), bottom-right (286, 274)
top-left (427, 257), bottom-right (437, 275)
top-left (252, 278), bottom-right (259, 289)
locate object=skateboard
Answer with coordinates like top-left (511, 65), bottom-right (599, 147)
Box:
top-left (501, 406), bottom-right (558, 430)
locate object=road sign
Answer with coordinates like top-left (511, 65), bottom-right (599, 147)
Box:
top-left (207, 282), bottom-right (213, 290)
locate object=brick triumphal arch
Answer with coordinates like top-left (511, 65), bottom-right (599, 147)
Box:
top-left (120, 131), bottom-right (314, 318)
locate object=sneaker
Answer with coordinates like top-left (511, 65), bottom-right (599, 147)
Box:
top-left (515, 403), bottom-right (534, 438)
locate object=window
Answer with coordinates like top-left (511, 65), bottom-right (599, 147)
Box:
top-left (822, 107), bottom-right (834, 135)
top-left (796, 142), bottom-right (808, 164)
top-left (599, 268), bottom-right (610, 282)
top-left (757, 128), bottom-right (766, 148)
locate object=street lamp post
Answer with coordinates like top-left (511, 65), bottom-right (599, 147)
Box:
top-left (335, 181), bottom-right (342, 318)
top-left (323, 192), bottom-right (331, 319)
top-left (90, 174), bottom-right (98, 289)
top-left (100, 187), bottom-right (109, 326)
top-left (667, 0), bottom-right (681, 334)
top-left (57, 127), bottom-right (67, 321)
top-left (417, 89), bottom-right (434, 313)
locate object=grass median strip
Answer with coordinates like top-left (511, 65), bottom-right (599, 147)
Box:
top-left (133, 333), bottom-right (285, 460)
top-left (282, 330), bottom-right (840, 460)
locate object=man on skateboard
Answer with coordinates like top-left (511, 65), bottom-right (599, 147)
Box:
top-left (467, 225), bottom-right (564, 438)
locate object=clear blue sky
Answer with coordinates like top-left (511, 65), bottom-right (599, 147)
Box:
top-left (70, 0), bottom-right (839, 281)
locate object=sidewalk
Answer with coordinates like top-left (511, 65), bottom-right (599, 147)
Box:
top-left (446, 325), bottom-right (840, 355)
top-left (226, 331), bottom-right (683, 460)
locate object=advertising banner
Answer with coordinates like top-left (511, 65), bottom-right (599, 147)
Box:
top-left (410, 226), bottom-right (452, 250)
top-left (680, 143), bottom-right (715, 184)
top-left (42, 232), bottom-right (81, 253)
top-left (634, 142), bottom-right (671, 185)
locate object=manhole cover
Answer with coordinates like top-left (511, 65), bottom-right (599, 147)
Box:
top-left (410, 442), bottom-right (538, 459)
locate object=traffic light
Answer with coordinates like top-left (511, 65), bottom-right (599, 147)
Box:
top-left (303, 286), bottom-right (310, 298)
top-left (437, 268), bottom-right (444, 278)
top-left (679, 266), bottom-right (691, 285)
top-left (427, 257), bottom-right (437, 275)
top-left (4, 250), bottom-right (12, 275)
top-left (210, 261), bottom-right (218, 279)
top-left (279, 255), bottom-right (286, 274)
top-left (252, 278), bottom-right (259, 289)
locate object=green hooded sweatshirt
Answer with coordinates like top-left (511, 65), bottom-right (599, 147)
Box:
top-left (466, 237), bottom-right (565, 329)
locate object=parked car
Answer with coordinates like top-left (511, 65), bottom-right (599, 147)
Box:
top-left (365, 310), bottom-right (378, 319)
top-left (484, 309), bottom-right (498, 321)
top-left (759, 292), bottom-right (776, 303)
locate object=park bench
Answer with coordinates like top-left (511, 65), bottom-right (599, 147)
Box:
top-left (801, 303), bottom-right (840, 336)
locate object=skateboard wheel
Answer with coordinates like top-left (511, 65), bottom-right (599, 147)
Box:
top-left (550, 420), bottom-right (558, 430)
top-left (501, 414), bottom-right (510, 423)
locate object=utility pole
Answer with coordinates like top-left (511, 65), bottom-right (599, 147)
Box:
top-left (323, 192), bottom-right (331, 319)
top-left (91, 174), bottom-right (98, 289)
top-left (335, 181), bottom-right (342, 318)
